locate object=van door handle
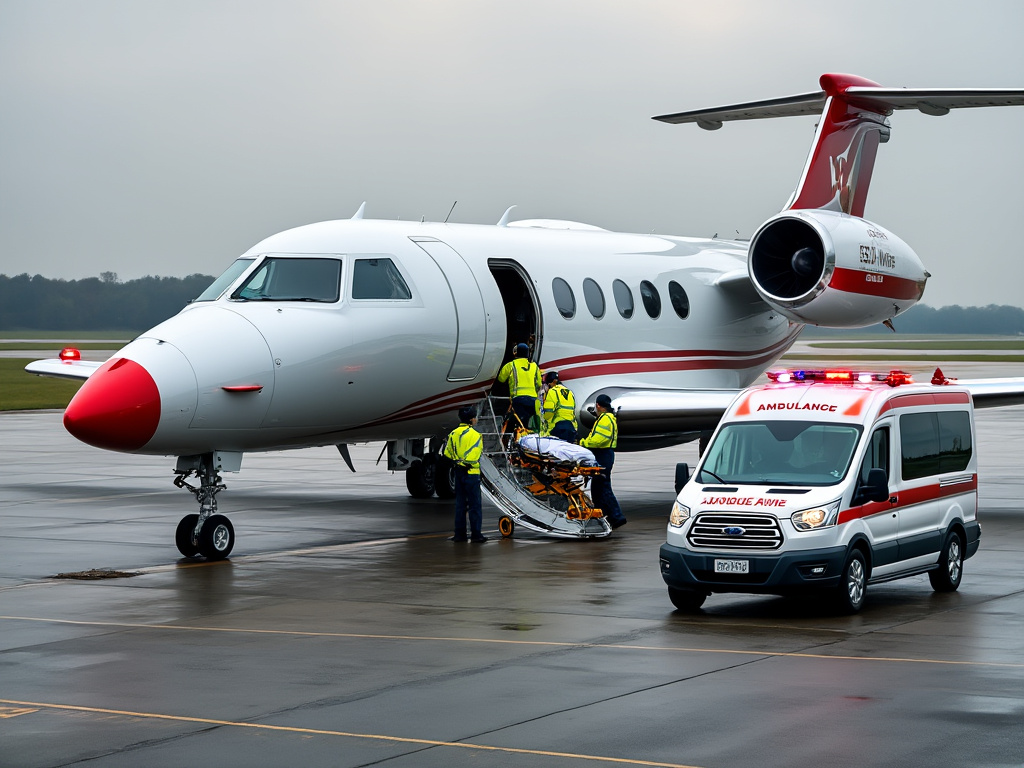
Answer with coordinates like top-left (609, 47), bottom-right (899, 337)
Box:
top-left (889, 495), bottom-right (898, 505)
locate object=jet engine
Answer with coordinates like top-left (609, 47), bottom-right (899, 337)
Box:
top-left (747, 209), bottom-right (928, 328)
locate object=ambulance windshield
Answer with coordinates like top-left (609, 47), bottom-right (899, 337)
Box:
top-left (698, 420), bottom-right (862, 486)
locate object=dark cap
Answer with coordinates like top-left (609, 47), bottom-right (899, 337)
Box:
top-left (514, 343), bottom-right (529, 357)
top-left (458, 406), bottom-right (476, 422)
top-left (544, 371), bottom-right (559, 385)
top-left (595, 394), bottom-right (612, 410)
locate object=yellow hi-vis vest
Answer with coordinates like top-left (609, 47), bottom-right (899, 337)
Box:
top-left (498, 358), bottom-right (542, 398)
top-left (443, 423), bottom-right (483, 474)
top-left (580, 411), bottom-right (617, 450)
top-left (542, 384), bottom-right (577, 435)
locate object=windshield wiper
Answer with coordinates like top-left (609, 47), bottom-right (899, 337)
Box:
top-left (699, 468), bottom-right (728, 484)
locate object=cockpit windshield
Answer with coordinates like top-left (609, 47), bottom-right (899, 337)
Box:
top-left (193, 257), bottom-right (255, 302)
top-left (231, 257), bottom-right (342, 303)
top-left (698, 420), bottom-right (862, 486)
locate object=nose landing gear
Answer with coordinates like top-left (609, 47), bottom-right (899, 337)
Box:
top-left (173, 454), bottom-right (235, 560)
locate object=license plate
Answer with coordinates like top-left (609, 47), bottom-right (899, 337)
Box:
top-left (714, 559), bottom-right (749, 574)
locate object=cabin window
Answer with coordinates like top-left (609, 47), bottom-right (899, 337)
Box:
top-left (583, 278), bottom-right (605, 319)
top-left (613, 279), bottom-right (634, 319)
top-left (352, 258), bottom-right (412, 300)
top-left (232, 257), bottom-right (342, 302)
top-left (669, 280), bottom-right (690, 319)
top-left (195, 257), bottom-right (256, 301)
top-left (640, 280), bottom-right (661, 318)
top-left (553, 277), bottom-right (576, 319)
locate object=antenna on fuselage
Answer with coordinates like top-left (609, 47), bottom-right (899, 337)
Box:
top-left (351, 201), bottom-right (366, 220)
top-left (497, 205), bottom-right (517, 226)
top-left (444, 201), bottom-right (458, 223)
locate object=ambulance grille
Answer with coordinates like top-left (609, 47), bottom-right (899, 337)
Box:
top-left (687, 513), bottom-right (784, 550)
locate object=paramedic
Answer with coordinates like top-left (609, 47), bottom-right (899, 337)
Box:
top-left (580, 394), bottom-right (626, 529)
top-left (497, 343), bottom-right (542, 431)
top-left (442, 406), bottom-right (487, 542)
top-left (542, 371), bottom-right (578, 443)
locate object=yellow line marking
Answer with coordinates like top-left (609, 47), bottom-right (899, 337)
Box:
top-left (3, 615), bottom-right (1022, 668)
top-left (0, 698), bottom-right (702, 768)
top-left (0, 706), bottom-right (38, 718)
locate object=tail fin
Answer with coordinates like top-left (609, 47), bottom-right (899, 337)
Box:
top-left (654, 73), bottom-right (1024, 218)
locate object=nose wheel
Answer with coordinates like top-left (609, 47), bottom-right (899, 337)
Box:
top-left (173, 454), bottom-right (235, 560)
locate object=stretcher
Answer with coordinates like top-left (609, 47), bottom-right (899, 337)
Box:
top-left (476, 398), bottom-right (612, 538)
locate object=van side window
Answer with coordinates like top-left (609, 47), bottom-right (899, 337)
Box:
top-left (900, 411), bottom-right (972, 480)
top-left (858, 426), bottom-right (889, 485)
top-left (352, 258), bottom-right (412, 300)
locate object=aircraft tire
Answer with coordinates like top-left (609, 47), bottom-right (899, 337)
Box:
top-left (198, 514), bottom-right (235, 560)
top-left (435, 457), bottom-right (457, 499)
top-left (175, 514), bottom-right (200, 558)
top-left (406, 459), bottom-right (436, 499)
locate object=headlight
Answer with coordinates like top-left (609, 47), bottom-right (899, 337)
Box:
top-left (791, 500), bottom-right (841, 531)
top-left (669, 500), bottom-right (691, 527)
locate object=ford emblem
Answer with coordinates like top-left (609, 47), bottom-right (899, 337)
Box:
top-left (723, 526), bottom-right (745, 536)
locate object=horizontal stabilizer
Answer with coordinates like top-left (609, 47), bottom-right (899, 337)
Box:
top-left (654, 83), bottom-right (1024, 129)
top-left (24, 358), bottom-right (103, 381)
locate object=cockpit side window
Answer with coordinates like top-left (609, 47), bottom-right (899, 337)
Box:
top-left (194, 257), bottom-right (255, 301)
top-left (351, 258), bottom-right (412, 300)
top-left (232, 257), bottom-right (342, 302)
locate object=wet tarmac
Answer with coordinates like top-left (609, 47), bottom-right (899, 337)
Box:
top-left (2, 401), bottom-right (1024, 767)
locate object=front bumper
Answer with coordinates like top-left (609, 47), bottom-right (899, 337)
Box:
top-left (659, 542), bottom-right (848, 595)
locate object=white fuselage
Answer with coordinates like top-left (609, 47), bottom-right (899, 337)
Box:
top-left (67, 218), bottom-right (799, 456)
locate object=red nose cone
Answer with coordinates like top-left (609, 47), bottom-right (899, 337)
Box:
top-left (63, 358), bottom-right (161, 451)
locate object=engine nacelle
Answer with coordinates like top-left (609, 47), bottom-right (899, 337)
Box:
top-left (747, 209), bottom-right (928, 328)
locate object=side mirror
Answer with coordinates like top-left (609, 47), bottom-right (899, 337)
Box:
top-left (859, 467), bottom-right (889, 504)
top-left (675, 463), bottom-right (691, 495)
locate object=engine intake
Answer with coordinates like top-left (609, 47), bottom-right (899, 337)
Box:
top-left (748, 209), bottom-right (927, 328)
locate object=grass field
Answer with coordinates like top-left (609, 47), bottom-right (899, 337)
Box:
top-left (0, 331), bottom-right (134, 340)
top-left (0, 359), bottom-right (84, 411)
top-left (0, 342), bottom-right (123, 351)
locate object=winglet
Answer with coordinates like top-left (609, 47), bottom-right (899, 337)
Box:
top-left (351, 201), bottom-right (367, 220)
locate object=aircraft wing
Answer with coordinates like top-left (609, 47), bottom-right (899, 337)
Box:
top-left (580, 387), bottom-right (741, 449)
top-left (24, 358), bottom-right (104, 381)
top-left (952, 378), bottom-right (1024, 409)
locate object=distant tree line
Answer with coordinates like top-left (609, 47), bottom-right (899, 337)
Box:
top-left (807, 304), bottom-right (1024, 336)
top-left (2, 272), bottom-right (1024, 334)
top-left (0, 273), bottom-right (215, 331)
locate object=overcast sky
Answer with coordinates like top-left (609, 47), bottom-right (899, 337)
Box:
top-left (2, 1), bottom-right (1023, 308)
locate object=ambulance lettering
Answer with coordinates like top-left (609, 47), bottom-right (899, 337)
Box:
top-left (756, 402), bottom-right (838, 412)
top-left (700, 497), bottom-right (788, 507)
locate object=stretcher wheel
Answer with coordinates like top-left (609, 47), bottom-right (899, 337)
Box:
top-left (498, 516), bottom-right (515, 538)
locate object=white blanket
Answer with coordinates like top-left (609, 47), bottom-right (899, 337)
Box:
top-left (517, 434), bottom-right (597, 466)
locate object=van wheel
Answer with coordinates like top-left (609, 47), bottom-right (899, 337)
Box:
top-left (929, 531), bottom-right (964, 592)
top-left (668, 587), bottom-right (707, 612)
top-left (834, 549), bottom-right (867, 614)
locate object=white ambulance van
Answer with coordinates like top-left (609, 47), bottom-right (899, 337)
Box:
top-left (659, 368), bottom-right (980, 613)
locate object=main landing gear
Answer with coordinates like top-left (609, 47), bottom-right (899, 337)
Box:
top-left (173, 454), bottom-right (235, 560)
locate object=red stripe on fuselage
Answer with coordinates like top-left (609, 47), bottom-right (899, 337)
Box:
top-left (828, 267), bottom-right (925, 301)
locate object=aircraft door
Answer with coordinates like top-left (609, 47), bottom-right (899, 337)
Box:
top-left (410, 238), bottom-right (487, 381)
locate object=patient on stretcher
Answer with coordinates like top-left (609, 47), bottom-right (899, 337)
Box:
top-left (517, 434), bottom-right (597, 467)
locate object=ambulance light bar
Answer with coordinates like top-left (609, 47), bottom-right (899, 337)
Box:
top-left (767, 369), bottom-right (914, 387)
